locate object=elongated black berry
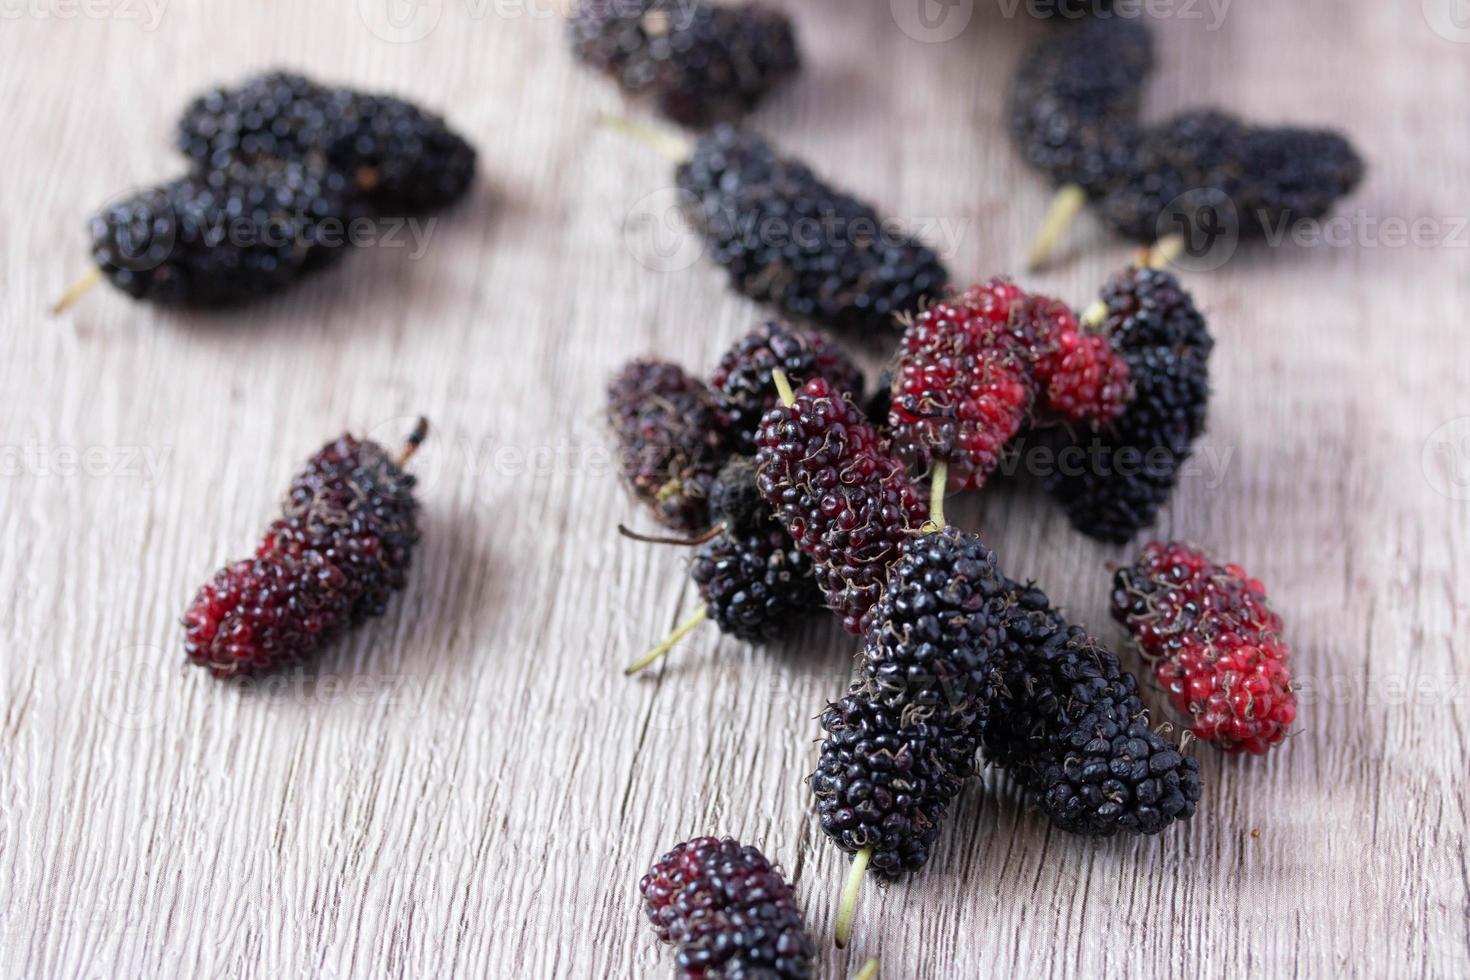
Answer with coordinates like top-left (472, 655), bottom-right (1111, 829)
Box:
top-left (89, 161), bottom-right (356, 307)
top-left (678, 125), bottom-right (950, 337)
top-left (981, 581), bottom-right (1201, 836)
top-left (1044, 266), bottom-right (1213, 542)
top-left (608, 360), bottom-right (733, 533)
top-left (570, 0), bottom-right (799, 128)
top-left (690, 522), bottom-right (819, 642)
top-left (640, 836), bottom-right (815, 978)
top-left (182, 422), bottom-right (425, 677)
top-left (176, 70), bottom-right (477, 212)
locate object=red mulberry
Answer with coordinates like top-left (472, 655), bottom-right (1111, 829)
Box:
top-left (1006, 291), bottom-right (1131, 425)
top-left (755, 375), bottom-right (929, 634)
top-left (1112, 541), bottom-right (1296, 754)
top-left (608, 360), bottom-right (733, 533)
top-left (182, 421), bottom-right (426, 677)
top-left (711, 322), bottom-right (864, 454)
top-left (639, 836), bottom-right (815, 979)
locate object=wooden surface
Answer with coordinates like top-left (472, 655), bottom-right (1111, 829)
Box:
top-left (2, 1), bottom-right (1467, 977)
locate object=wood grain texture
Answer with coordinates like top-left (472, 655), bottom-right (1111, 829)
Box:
top-left (1, 0), bottom-right (1467, 977)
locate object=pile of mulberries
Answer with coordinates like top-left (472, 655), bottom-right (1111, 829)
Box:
top-left (176, 70), bottom-right (477, 213)
top-left (755, 375), bottom-right (929, 634)
top-left (1043, 266), bottom-right (1214, 542)
top-left (608, 360), bottom-right (733, 532)
top-left (711, 322), bottom-right (864, 453)
top-left (89, 161), bottom-right (357, 306)
top-left (1113, 541), bottom-right (1296, 754)
top-left (182, 423), bottom-right (425, 677)
top-left (677, 125), bottom-right (951, 338)
top-left (639, 836), bottom-right (815, 978)
top-left (981, 582), bottom-right (1202, 836)
top-left (569, 0), bottom-right (799, 128)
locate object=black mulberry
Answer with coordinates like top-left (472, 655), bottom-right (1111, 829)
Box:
top-left (678, 125), bottom-right (950, 338)
top-left (639, 836), bottom-right (816, 979)
top-left (690, 523), bottom-right (819, 642)
top-left (608, 360), bottom-right (733, 533)
top-left (570, 0), bottom-right (799, 128)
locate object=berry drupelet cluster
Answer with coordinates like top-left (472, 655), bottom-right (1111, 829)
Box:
top-left (1113, 541), bottom-right (1296, 754)
top-left (1044, 266), bottom-right (1213, 542)
top-left (176, 70), bottom-right (477, 213)
top-left (608, 360), bottom-right (733, 533)
top-left (755, 376), bottom-right (929, 634)
top-left (639, 837), bottom-right (815, 979)
top-left (677, 125), bottom-right (951, 338)
top-left (182, 423), bottom-right (425, 677)
top-left (1007, 291), bottom-right (1132, 425)
top-left (569, 0), bottom-right (799, 128)
top-left (90, 161), bottom-right (357, 306)
top-left (981, 582), bottom-right (1202, 836)
top-left (711, 322), bottom-right (864, 453)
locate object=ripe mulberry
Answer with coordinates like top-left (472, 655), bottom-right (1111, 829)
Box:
top-left (1097, 110), bottom-right (1364, 243)
top-left (639, 836), bottom-right (815, 979)
top-left (711, 322), bottom-right (864, 453)
top-left (858, 526), bottom-right (1009, 714)
top-left (677, 125), bottom-right (950, 337)
top-left (812, 688), bottom-right (981, 879)
top-left (176, 70), bottom-right (477, 212)
top-left (690, 523), bottom-right (819, 643)
top-left (1043, 266), bottom-right (1213, 542)
top-left (88, 161), bottom-right (356, 306)
top-left (888, 280), bottom-right (1035, 491)
top-left (755, 375), bottom-right (929, 634)
top-left (1112, 541), bottom-right (1296, 754)
top-left (1007, 18), bottom-right (1153, 199)
top-left (981, 582), bottom-right (1202, 836)
top-left (569, 0), bottom-right (799, 128)
top-left (707, 457), bottom-right (766, 537)
top-left (608, 360), bottom-right (733, 533)
top-left (182, 421), bottom-right (426, 677)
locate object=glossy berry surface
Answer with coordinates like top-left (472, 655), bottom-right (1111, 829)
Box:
top-left (182, 432), bottom-right (421, 677)
top-left (888, 280), bottom-right (1035, 491)
top-left (639, 836), bottom-right (815, 979)
top-left (691, 523), bottom-right (818, 642)
top-left (755, 376), bottom-right (929, 634)
top-left (1007, 291), bottom-right (1132, 425)
top-left (1113, 541), bottom-right (1296, 754)
top-left (678, 125), bottom-right (950, 338)
top-left (608, 360), bottom-right (733, 533)
top-left (710, 322), bottom-right (864, 453)
top-left (569, 0), bottom-right (799, 128)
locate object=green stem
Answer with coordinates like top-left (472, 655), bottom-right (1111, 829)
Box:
top-left (597, 114), bottom-right (692, 163)
top-left (852, 959), bottom-right (880, 980)
top-left (834, 846), bottom-right (872, 949)
top-left (50, 266), bottom-right (102, 315)
top-left (771, 367), bottom-right (796, 408)
top-left (925, 460), bottom-right (948, 531)
top-left (624, 605), bottom-right (708, 676)
top-left (1025, 183), bottom-right (1086, 272)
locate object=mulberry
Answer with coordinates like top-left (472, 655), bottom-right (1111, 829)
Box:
top-left (888, 280), bottom-right (1035, 492)
top-left (707, 457), bottom-right (766, 537)
top-left (569, 0), bottom-right (799, 128)
top-left (639, 836), bottom-right (815, 979)
top-left (711, 322), bottom-right (864, 453)
top-left (1007, 291), bottom-right (1131, 425)
top-left (755, 374), bottom-right (929, 634)
top-left (176, 70), bottom-right (477, 212)
top-left (690, 525), bottom-right (819, 643)
top-left (87, 161), bottom-right (356, 307)
top-left (981, 582), bottom-right (1202, 836)
top-left (677, 125), bottom-right (950, 338)
top-left (182, 420), bottom-right (426, 677)
top-left (1112, 541), bottom-right (1296, 754)
top-left (1043, 266), bottom-right (1213, 542)
top-left (608, 360), bottom-right (733, 533)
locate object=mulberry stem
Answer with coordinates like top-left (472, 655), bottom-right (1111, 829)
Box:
top-left (1024, 183), bottom-right (1086, 271)
top-left (50, 267), bottom-right (103, 315)
top-left (598, 114), bottom-right (693, 163)
top-left (771, 367), bottom-right (796, 408)
top-left (625, 605), bottom-right (709, 675)
top-left (617, 523), bottom-right (724, 547)
top-left (1148, 233), bottom-right (1184, 269)
top-left (852, 960), bottom-right (880, 980)
top-left (834, 845), bottom-right (872, 948)
top-left (396, 417), bottom-right (430, 467)
top-left (923, 460), bottom-right (948, 532)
